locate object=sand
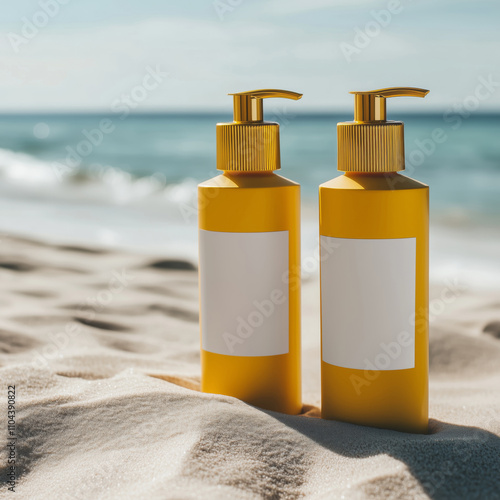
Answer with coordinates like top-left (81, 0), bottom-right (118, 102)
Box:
top-left (0, 234), bottom-right (499, 499)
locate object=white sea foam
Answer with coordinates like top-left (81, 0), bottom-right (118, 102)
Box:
top-left (0, 147), bottom-right (61, 185)
top-left (0, 147), bottom-right (198, 209)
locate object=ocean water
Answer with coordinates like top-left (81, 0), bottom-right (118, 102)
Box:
top-left (0, 113), bottom-right (499, 287)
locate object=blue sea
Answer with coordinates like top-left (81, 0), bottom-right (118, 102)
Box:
top-left (0, 112), bottom-right (499, 287)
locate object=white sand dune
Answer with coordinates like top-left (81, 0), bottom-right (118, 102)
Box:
top-left (0, 235), bottom-right (499, 499)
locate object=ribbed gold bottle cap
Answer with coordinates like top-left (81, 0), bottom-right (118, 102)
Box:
top-left (216, 89), bottom-right (302, 172)
top-left (337, 121), bottom-right (404, 172)
top-left (216, 122), bottom-right (280, 171)
top-left (337, 87), bottom-right (429, 173)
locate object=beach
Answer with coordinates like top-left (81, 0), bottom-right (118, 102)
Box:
top-left (1, 0), bottom-right (500, 495)
top-left (0, 233), bottom-right (499, 499)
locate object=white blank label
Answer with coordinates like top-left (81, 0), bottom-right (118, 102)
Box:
top-left (200, 229), bottom-right (289, 357)
top-left (321, 236), bottom-right (416, 371)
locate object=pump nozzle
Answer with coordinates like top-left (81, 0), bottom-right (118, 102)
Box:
top-left (216, 89), bottom-right (302, 171)
top-left (350, 87), bottom-right (429, 122)
top-left (337, 86), bottom-right (430, 173)
top-left (229, 89), bottom-right (303, 123)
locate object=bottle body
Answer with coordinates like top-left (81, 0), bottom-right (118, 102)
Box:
top-left (319, 172), bottom-right (428, 433)
top-left (199, 172), bottom-right (301, 414)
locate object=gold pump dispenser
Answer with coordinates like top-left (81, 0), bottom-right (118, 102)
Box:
top-left (199, 88), bottom-right (303, 415)
top-left (337, 87), bottom-right (429, 173)
top-left (216, 89), bottom-right (302, 172)
top-left (320, 85), bottom-right (431, 433)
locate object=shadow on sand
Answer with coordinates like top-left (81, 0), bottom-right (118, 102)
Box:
top-left (267, 406), bottom-right (500, 499)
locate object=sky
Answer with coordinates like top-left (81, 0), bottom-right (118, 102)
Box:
top-left (0, 0), bottom-right (499, 113)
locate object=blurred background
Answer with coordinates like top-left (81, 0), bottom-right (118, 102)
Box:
top-left (0, 0), bottom-right (499, 287)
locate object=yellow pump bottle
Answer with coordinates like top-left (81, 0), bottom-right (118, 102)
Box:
top-left (320, 87), bottom-right (430, 433)
top-left (199, 89), bottom-right (302, 414)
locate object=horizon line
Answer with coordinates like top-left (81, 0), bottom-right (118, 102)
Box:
top-left (1, 109), bottom-right (500, 117)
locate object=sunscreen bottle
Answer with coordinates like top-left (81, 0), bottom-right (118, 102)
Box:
top-left (320, 87), bottom-right (430, 433)
top-left (199, 89), bottom-right (302, 414)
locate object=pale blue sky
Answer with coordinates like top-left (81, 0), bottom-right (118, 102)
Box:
top-left (1, 0), bottom-right (499, 112)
